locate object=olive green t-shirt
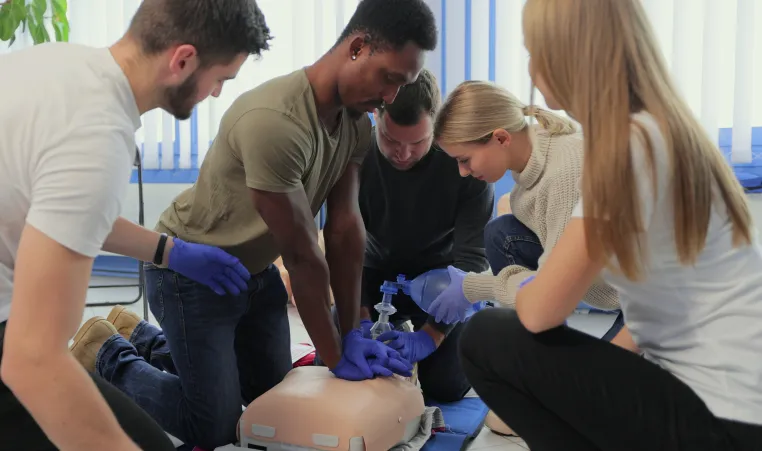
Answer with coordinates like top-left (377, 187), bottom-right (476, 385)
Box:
top-left (156, 69), bottom-right (372, 274)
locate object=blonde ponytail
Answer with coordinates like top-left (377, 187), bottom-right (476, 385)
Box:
top-left (526, 105), bottom-right (578, 135)
top-left (436, 80), bottom-right (577, 145)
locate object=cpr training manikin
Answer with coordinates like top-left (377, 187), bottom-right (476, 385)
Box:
top-left (238, 366), bottom-right (426, 451)
top-left (213, 274), bottom-right (433, 451)
top-left (236, 277), bottom-right (433, 451)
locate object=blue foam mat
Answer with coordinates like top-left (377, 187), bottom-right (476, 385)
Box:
top-left (422, 397), bottom-right (490, 451)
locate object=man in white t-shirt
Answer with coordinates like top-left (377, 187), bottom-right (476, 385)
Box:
top-left (0, 1), bottom-right (272, 450)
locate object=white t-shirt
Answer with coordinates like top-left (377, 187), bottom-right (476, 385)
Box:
top-left (573, 111), bottom-right (762, 425)
top-left (0, 43), bottom-right (140, 323)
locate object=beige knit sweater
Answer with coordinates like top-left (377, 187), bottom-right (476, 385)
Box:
top-left (462, 128), bottom-right (620, 311)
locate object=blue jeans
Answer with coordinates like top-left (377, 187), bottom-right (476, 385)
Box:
top-left (96, 264), bottom-right (291, 450)
top-left (483, 214), bottom-right (624, 341)
top-left (484, 214), bottom-right (543, 273)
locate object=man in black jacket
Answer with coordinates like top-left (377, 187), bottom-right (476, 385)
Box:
top-left (358, 69), bottom-right (494, 401)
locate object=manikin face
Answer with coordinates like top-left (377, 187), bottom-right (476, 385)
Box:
top-left (337, 38), bottom-right (425, 119)
top-left (161, 45), bottom-right (248, 120)
top-left (374, 111), bottom-right (434, 171)
top-left (438, 130), bottom-right (514, 183)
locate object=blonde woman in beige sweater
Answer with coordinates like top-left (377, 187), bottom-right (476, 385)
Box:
top-left (428, 80), bottom-right (621, 332)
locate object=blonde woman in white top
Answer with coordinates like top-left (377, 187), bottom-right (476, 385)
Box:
top-left (449, 0), bottom-right (762, 450)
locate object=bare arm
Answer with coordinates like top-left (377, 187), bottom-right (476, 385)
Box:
top-left (102, 217), bottom-right (174, 265)
top-left (515, 218), bottom-right (605, 332)
top-left (323, 163), bottom-right (365, 337)
top-left (1, 225), bottom-right (138, 451)
top-left (251, 188), bottom-right (341, 368)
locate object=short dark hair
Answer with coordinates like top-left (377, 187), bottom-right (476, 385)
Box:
top-left (336, 0), bottom-right (438, 52)
top-left (128, 0), bottom-right (272, 65)
top-left (380, 69), bottom-right (441, 126)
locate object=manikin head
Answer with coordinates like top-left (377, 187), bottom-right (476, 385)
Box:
top-left (121, 0), bottom-right (272, 119)
top-left (434, 81), bottom-right (576, 183)
top-left (332, 0), bottom-right (438, 119)
top-left (373, 69), bottom-right (440, 171)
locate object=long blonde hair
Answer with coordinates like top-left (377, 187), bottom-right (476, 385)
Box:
top-left (434, 80), bottom-right (576, 145)
top-left (523, 0), bottom-right (752, 280)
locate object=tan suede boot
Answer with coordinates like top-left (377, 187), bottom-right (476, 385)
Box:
top-left (70, 317), bottom-right (118, 373)
top-left (106, 305), bottom-right (142, 341)
top-left (485, 410), bottom-right (517, 437)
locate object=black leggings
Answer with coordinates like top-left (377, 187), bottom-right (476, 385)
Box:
top-left (459, 308), bottom-right (762, 451)
top-left (0, 322), bottom-right (175, 451)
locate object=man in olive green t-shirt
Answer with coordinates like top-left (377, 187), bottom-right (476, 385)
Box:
top-left (92, 1), bottom-right (439, 448)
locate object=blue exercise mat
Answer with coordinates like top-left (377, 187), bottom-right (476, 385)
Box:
top-left (422, 397), bottom-right (490, 451)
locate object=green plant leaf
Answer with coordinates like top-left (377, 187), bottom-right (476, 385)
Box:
top-left (0, 10), bottom-right (10, 42)
top-left (0, 0), bottom-right (65, 46)
top-left (31, 0), bottom-right (47, 17)
top-left (26, 2), bottom-right (49, 45)
top-left (51, 0), bottom-right (67, 17)
top-left (0, 0), bottom-right (26, 42)
top-left (51, 0), bottom-right (68, 42)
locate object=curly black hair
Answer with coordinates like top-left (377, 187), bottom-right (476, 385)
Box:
top-left (336, 0), bottom-right (438, 52)
top-left (128, 0), bottom-right (273, 66)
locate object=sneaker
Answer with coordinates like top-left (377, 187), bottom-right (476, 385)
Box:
top-left (70, 317), bottom-right (118, 373)
top-left (106, 305), bottom-right (142, 341)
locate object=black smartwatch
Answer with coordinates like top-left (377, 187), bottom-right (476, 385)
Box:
top-left (153, 233), bottom-right (169, 266)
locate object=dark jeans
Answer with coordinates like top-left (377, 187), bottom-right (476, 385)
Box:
top-left (96, 264), bottom-right (291, 450)
top-left (484, 214), bottom-right (543, 272)
top-left (459, 308), bottom-right (762, 451)
top-left (314, 266), bottom-right (471, 403)
top-left (484, 214), bottom-right (624, 340)
top-left (0, 322), bottom-right (175, 451)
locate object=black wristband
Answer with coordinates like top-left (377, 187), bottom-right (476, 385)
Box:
top-left (153, 233), bottom-right (168, 266)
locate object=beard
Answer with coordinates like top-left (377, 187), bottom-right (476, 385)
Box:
top-left (163, 71), bottom-right (199, 120)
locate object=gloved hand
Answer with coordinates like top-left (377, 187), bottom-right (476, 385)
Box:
top-left (519, 275), bottom-right (535, 289)
top-left (360, 319), bottom-right (374, 339)
top-left (337, 329), bottom-right (413, 380)
top-left (427, 266), bottom-right (471, 324)
top-left (167, 237), bottom-right (251, 296)
top-left (331, 354), bottom-right (412, 381)
top-left (377, 329), bottom-right (437, 363)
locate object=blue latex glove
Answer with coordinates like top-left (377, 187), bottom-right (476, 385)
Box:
top-left (427, 266), bottom-right (471, 324)
top-left (360, 319), bottom-right (373, 339)
top-left (332, 354), bottom-right (411, 381)
top-left (167, 238), bottom-right (251, 296)
top-left (334, 329), bottom-right (413, 380)
top-left (377, 330), bottom-right (437, 363)
top-left (519, 275), bottom-right (535, 289)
